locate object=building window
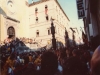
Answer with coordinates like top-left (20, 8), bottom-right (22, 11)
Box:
top-left (46, 14), bottom-right (49, 21)
top-left (45, 5), bottom-right (48, 9)
top-left (36, 17), bottom-right (38, 22)
top-left (55, 26), bottom-right (57, 33)
top-left (45, 5), bottom-right (48, 15)
top-left (7, 26), bottom-right (15, 36)
top-left (36, 30), bottom-right (39, 37)
top-left (57, 15), bottom-right (58, 21)
top-left (56, 6), bottom-right (57, 11)
top-left (60, 18), bottom-right (61, 23)
top-left (62, 21), bottom-right (63, 25)
top-left (35, 7), bottom-right (38, 11)
top-left (47, 28), bottom-right (51, 35)
top-left (48, 30), bottom-right (50, 35)
top-left (58, 28), bottom-right (59, 34)
top-left (35, 7), bottom-right (38, 16)
top-left (29, 18), bottom-right (30, 22)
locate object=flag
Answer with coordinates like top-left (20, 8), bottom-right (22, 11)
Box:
top-left (45, 8), bottom-right (48, 15)
top-left (82, 31), bottom-right (88, 44)
top-left (35, 11), bottom-right (38, 16)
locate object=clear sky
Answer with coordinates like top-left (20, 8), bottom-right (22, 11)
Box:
top-left (28, 0), bottom-right (84, 28)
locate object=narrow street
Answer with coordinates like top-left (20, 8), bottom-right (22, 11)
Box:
top-left (0, 0), bottom-right (100, 75)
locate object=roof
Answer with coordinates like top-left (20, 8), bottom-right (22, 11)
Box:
top-left (55, 0), bottom-right (70, 21)
top-left (4, 16), bottom-right (20, 23)
top-left (26, 0), bottom-right (70, 21)
top-left (27, 0), bottom-right (48, 7)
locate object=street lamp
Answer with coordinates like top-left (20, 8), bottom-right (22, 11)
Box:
top-left (65, 28), bottom-right (69, 48)
top-left (70, 27), bottom-right (76, 47)
top-left (50, 17), bottom-right (56, 50)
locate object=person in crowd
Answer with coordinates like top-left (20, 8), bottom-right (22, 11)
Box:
top-left (79, 50), bottom-right (90, 75)
top-left (91, 45), bottom-right (100, 75)
top-left (28, 53), bottom-right (33, 63)
top-left (66, 48), bottom-right (72, 58)
top-left (34, 54), bottom-right (41, 70)
top-left (62, 48), bottom-right (72, 69)
top-left (1, 53), bottom-right (16, 75)
top-left (1, 59), bottom-right (9, 75)
top-left (1, 37), bottom-right (95, 75)
top-left (63, 50), bottom-right (81, 75)
top-left (59, 48), bottom-right (66, 66)
top-left (38, 51), bottom-right (58, 75)
top-left (21, 61), bottom-right (36, 75)
top-left (23, 54), bottom-right (29, 65)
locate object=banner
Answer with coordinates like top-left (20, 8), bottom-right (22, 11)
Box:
top-left (45, 8), bottom-right (48, 15)
top-left (35, 11), bottom-right (38, 16)
top-left (76, 0), bottom-right (85, 19)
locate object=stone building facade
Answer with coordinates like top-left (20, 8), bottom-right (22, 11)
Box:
top-left (0, 0), bottom-right (71, 48)
top-left (82, 0), bottom-right (100, 50)
top-left (0, 0), bottom-right (29, 43)
top-left (27, 0), bottom-right (70, 47)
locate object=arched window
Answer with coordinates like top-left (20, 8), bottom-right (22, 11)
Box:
top-left (36, 30), bottom-right (39, 37)
top-left (7, 26), bottom-right (15, 38)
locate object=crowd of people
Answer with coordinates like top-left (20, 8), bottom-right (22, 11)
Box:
top-left (0, 37), bottom-right (100, 75)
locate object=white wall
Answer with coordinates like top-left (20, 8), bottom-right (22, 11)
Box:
top-left (29, 0), bottom-right (55, 25)
top-left (28, 0), bottom-right (70, 46)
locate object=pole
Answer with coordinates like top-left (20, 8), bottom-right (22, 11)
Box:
top-left (51, 18), bottom-right (56, 50)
